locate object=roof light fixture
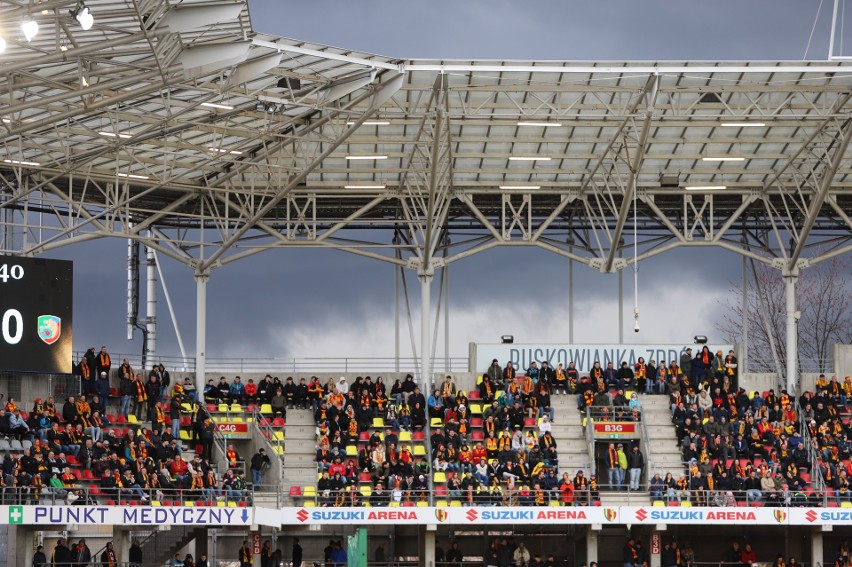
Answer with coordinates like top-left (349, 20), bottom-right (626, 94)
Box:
top-left (720, 122), bottom-right (765, 127)
top-left (346, 121), bottom-right (390, 126)
top-left (99, 132), bottom-right (132, 139)
top-left (208, 147), bottom-right (243, 155)
top-left (701, 157), bottom-right (745, 162)
top-left (117, 172), bottom-right (149, 180)
top-left (21, 18), bottom-right (39, 42)
top-left (345, 155), bottom-right (388, 160)
top-left (344, 185), bottom-right (386, 189)
top-left (3, 159), bottom-right (40, 166)
top-left (685, 185), bottom-right (727, 191)
top-left (517, 121), bottom-right (562, 127)
top-left (499, 185), bottom-right (541, 190)
top-left (200, 102), bottom-right (234, 110)
top-left (0, 37), bottom-right (6, 54)
top-left (508, 156), bottom-right (551, 161)
top-left (72, 5), bottom-right (94, 31)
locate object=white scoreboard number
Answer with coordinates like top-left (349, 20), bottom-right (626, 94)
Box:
top-left (0, 263), bottom-right (25, 346)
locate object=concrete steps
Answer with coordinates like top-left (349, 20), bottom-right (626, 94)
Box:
top-left (279, 409), bottom-right (319, 501)
top-left (639, 395), bottom-right (685, 477)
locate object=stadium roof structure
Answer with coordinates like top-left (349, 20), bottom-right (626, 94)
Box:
top-left (1, 0), bottom-right (851, 274)
top-left (1, 0), bottom-right (850, 388)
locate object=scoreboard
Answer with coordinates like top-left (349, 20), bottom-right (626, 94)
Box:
top-left (0, 256), bottom-right (73, 374)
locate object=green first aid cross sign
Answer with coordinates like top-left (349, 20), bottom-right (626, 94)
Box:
top-left (8, 506), bottom-right (23, 524)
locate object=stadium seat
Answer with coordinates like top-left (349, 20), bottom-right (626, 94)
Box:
top-left (303, 486), bottom-right (316, 497)
top-left (430, 418), bottom-right (444, 428)
top-left (289, 486), bottom-right (302, 497)
top-left (10, 440), bottom-right (22, 451)
top-left (471, 431), bottom-right (484, 441)
top-left (653, 501), bottom-right (665, 507)
top-left (433, 472), bottom-right (447, 484)
top-left (303, 500), bottom-right (316, 508)
top-left (842, 502), bottom-right (852, 508)
top-left (127, 415), bottom-right (138, 424)
top-left (218, 404), bottom-right (229, 413)
top-left (680, 501), bottom-right (692, 507)
top-left (549, 500), bottom-right (561, 507)
top-left (388, 502), bottom-right (400, 507)
top-left (0, 440), bottom-right (12, 452)
top-left (359, 472), bottom-right (372, 483)
top-left (260, 404), bottom-right (273, 415)
top-left (273, 446), bottom-right (284, 456)
top-left (449, 500), bottom-right (462, 507)
top-left (247, 404), bottom-right (259, 413)
top-left (416, 501), bottom-right (428, 507)
top-left (66, 455), bottom-right (78, 465)
top-left (230, 403), bottom-right (242, 413)
top-left (468, 390), bottom-right (480, 400)
top-left (373, 417), bottom-right (385, 429)
top-left (346, 445), bottom-right (358, 457)
top-left (413, 432), bottom-right (425, 441)
top-left (115, 415), bottom-right (127, 424)
top-left (469, 404), bottom-right (482, 415)
top-left (412, 445), bottom-right (426, 456)
top-left (470, 417), bottom-right (483, 428)
top-left (272, 418), bottom-right (285, 427)
top-left (181, 403), bottom-right (193, 412)
top-left (273, 431), bottom-right (285, 441)
top-left (359, 486), bottom-right (372, 498)
top-left (435, 500), bottom-right (448, 507)
top-left (398, 431), bottom-right (412, 442)
top-left (435, 485), bottom-right (448, 498)
top-left (359, 432), bottom-right (370, 442)
top-left (523, 417), bottom-right (535, 427)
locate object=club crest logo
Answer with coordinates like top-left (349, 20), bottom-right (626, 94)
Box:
top-left (774, 510), bottom-right (787, 523)
top-left (37, 315), bottom-right (61, 345)
top-left (604, 508), bottom-right (618, 522)
top-left (435, 509), bottom-right (448, 522)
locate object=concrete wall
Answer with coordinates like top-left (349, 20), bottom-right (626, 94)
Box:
top-left (834, 344), bottom-right (852, 378)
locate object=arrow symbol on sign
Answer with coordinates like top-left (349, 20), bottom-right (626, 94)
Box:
top-left (241, 509), bottom-right (249, 523)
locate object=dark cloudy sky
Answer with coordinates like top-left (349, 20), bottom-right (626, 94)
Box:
top-left (47, 0), bottom-right (846, 366)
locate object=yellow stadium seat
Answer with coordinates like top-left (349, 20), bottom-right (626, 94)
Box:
top-left (495, 390), bottom-right (505, 400)
top-left (476, 376), bottom-right (483, 385)
top-left (346, 445), bottom-right (358, 457)
top-left (624, 390), bottom-right (634, 399)
top-left (218, 404), bottom-right (229, 413)
top-left (231, 416), bottom-right (244, 423)
top-left (450, 500), bottom-right (462, 507)
top-left (273, 446), bottom-right (284, 456)
top-left (180, 431), bottom-right (191, 440)
top-left (398, 431), bottom-right (412, 442)
top-left (388, 501), bottom-right (400, 507)
top-left (373, 417), bottom-right (385, 429)
top-left (433, 472), bottom-right (447, 484)
top-left (127, 414), bottom-right (138, 424)
top-left (181, 403), bottom-right (192, 412)
top-left (680, 501), bottom-right (692, 507)
top-left (230, 403), bottom-right (242, 413)
top-left (217, 501), bottom-right (226, 507)
top-left (303, 500), bottom-right (316, 508)
top-left (184, 501), bottom-right (194, 507)
top-left (430, 418), bottom-right (444, 428)
top-left (273, 431), bottom-right (285, 441)
top-left (416, 501), bottom-right (428, 507)
top-left (435, 500), bottom-right (448, 507)
top-left (260, 404), bottom-right (273, 415)
top-left (549, 500), bottom-right (561, 507)
top-left (247, 417), bottom-right (254, 423)
top-left (653, 501), bottom-right (665, 507)
top-left (151, 501), bottom-right (161, 507)
top-left (360, 485), bottom-right (372, 497)
top-left (303, 486), bottom-right (316, 497)
top-left (227, 501), bottom-right (237, 508)
top-left (841, 502), bottom-right (852, 508)
top-left (413, 445), bottom-right (426, 456)
top-left (469, 404), bottom-right (482, 415)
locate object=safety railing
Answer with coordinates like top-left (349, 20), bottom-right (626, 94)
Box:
top-left (0, 485), bottom-right (252, 506)
top-left (72, 352), bottom-right (469, 374)
top-left (583, 405), bottom-right (643, 422)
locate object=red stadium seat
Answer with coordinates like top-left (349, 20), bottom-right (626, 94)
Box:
top-left (238, 501), bottom-right (247, 507)
top-left (359, 432), bottom-right (370, 442)
top-left (470, 418), bottom-right (483, 428)
top-left (81, 469), bottom-right (94, 480)
top-left (115, 415), bottom-right (127, 424)
top-left (471, 431), bottom-right (484, 441)
top-left (110, 388), bottom-right (119, 397)
top-left (247, 404), bottom-right (259, 413)
top-left (259, 418), bottom-right (272, 427)
top-left (402, 501), bottom-right (415, 507)
top-left (523, 417), bottom-right (535, 427)
top-left (66, 455), bottom-right (78, 465)
top-left (106, 414), bottom-right (117, 423)
top-left (467, 391), bottom-right (480, 400)
top-left (272, 418), bottom-right (285, 427)
top-left (413, 432), bottom-right (425, 441)
top-left (105, 500), bottom-right (116, 506)
top-left (359, 472), bottom-right (372, 483)
top-left (289, 486), bottom-right (302, 497)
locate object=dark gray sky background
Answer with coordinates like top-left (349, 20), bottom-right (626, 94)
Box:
top-left (47, 1), bottom-right (846, 364)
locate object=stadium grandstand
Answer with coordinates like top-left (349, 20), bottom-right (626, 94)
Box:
top-left (1, 0), bottom-right (852, 565)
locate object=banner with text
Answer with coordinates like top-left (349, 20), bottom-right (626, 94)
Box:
top-left (475, 343), bottom-right (733, 375)
top-left (1, 505), bottom-right (253, 526)
top-left (620, 506), bottom-right (787, 525)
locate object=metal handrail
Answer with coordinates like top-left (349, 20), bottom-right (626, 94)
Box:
top-left (72, 352), bottom-right (469, 373)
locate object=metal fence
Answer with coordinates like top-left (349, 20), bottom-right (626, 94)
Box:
top-left (71, 352), bottom-right (469, 374)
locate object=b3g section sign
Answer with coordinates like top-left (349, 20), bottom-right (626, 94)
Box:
top-left (0, 256), bottom-right (73, 374)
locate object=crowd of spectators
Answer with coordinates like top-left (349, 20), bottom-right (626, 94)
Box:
top-left (807, 374), bottom-right (852, 504)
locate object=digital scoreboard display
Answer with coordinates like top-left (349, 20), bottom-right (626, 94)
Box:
top-left (0, 256), bottom-right (73, 373)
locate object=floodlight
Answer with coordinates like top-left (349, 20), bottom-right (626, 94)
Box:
top-left (21, 19), bottom-right (39, 42)
top-left (501, 335), bottom-right (514, 344)
top-left (693, 336), bottom-right (708, 345)
top-left (0, 37), bottom-right (6, 54)
top-left (73, 6), bottom-right (94, 30)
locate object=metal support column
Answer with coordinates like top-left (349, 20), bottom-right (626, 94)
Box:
top-left (569, 243), bottom-right (575, 344)
top-left (586, 528), bottom-right (599, 565)
top-left (420, 271), bottom-right (433, 388)
top-left (812, 530), bottom-right (824, 567)
top-left (784, 270), bottom-right (799, 394)
top-left (742, 254), bottom-right (749, 375)
top-left (144, 239), bottom-right (157, 369)
top-left (420, 527), bottom-right (435, 567)
top-left (195, 272), bottom-right (209, 396)
top-left (394, 235), bottom-right (401, 373)
top-left (618, 270), bottom-right (624, 344)
top-left (444, 262), bottom-right (450, 373)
